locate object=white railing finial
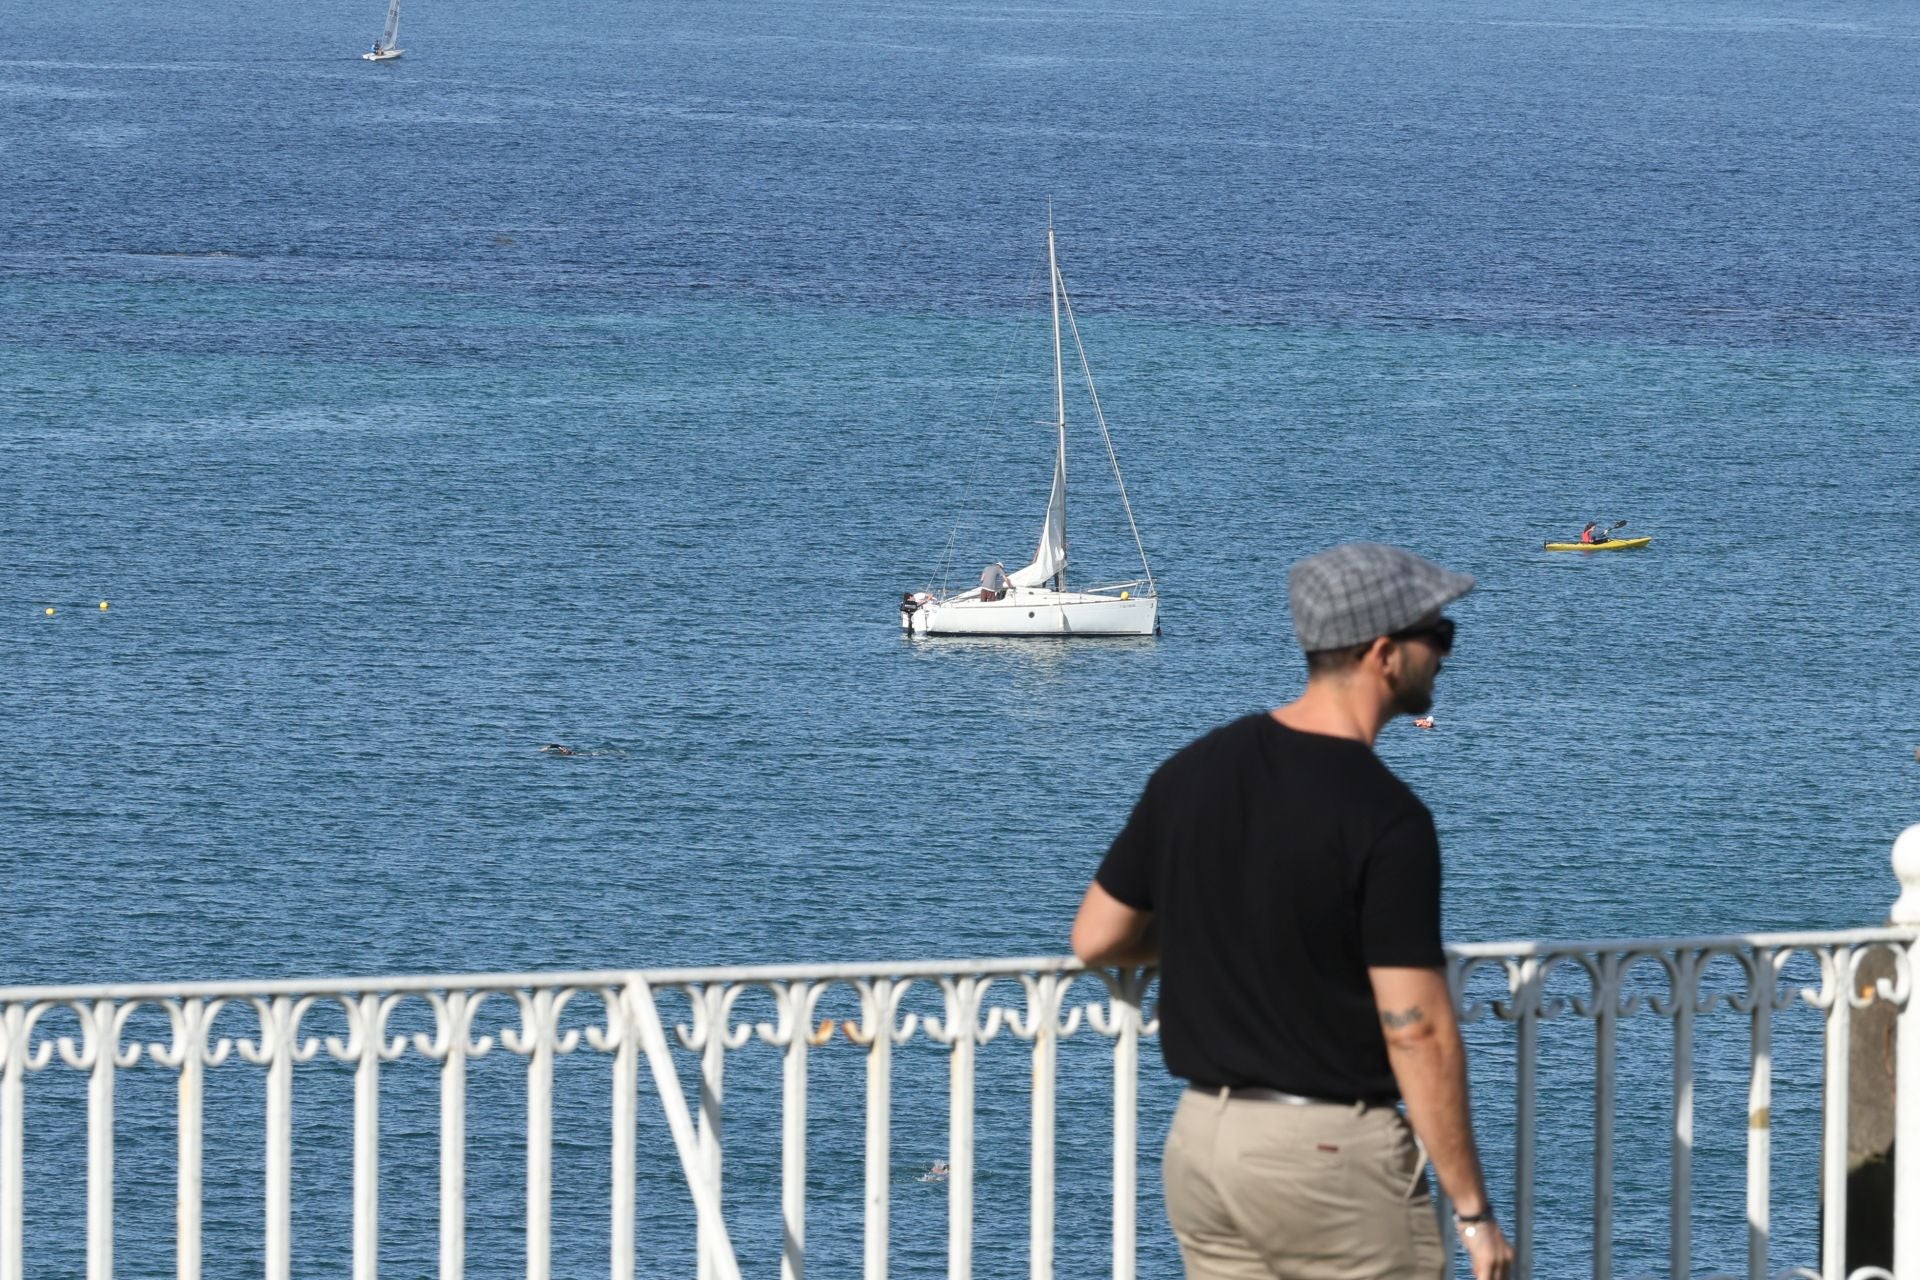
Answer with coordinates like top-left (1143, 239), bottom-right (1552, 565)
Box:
top-left (1892, 823), bottom-right (1920, 924)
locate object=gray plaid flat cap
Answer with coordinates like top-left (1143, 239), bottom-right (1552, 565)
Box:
top-left (1288, 543), bottom-right (1476, 652)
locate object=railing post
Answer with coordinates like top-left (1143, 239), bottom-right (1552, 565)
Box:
top-left (942, 978), bottom-right (981, 1280)
top-left (1028, 974), bottom-right (1064, 1280)
top-left (857, 979), bottom-right (900, 1280)
top-left (697, 987), bottom-right (727, 1280)
top-left (0, 1011), bottom-right (20, 1280)
top-left (414, 991), bottom-right (491, 1280)
top-left (1592, 954), bottom-right (1619, 1280)
top-left (63, 1000), bottom-right (132, 1280)
top-left (1746, 949), bottom-right (1775, 1280)
top-left (1110, 971), bottom-right (1142, 1280)
top-left (356, 1039), bottom-right (379, 1280)
top-left (0, 1008), bottom-right (22, 1280)
top-left (506, 989), bottom-right (579, 1280)
top-left (154, 998), bottom-right (228, 1280)
top-left (176, 1016), bottom-right (206, 1280)
top-left (529, 1014), bottom-right (553, 1280)
top-left (1822, 948), bottom-right (1853, 1280)
top-left (770, 983), bottom-right (816, 1280)
top-left (266, 1017), bottom-right (294, 1280)
top-left (1670, 949), bottom-right (1700, 1280)
top-left (237, 996), bottom-right (317, 1280)
top-left (332, 995), bottom-right (396, 1280)
top-left (1511, 957), bottom-right (1540, 1280)
top-left (612, 994), bottom-right (637, 1280)
top-left (1891, 824), bottom-right (1920, 1280)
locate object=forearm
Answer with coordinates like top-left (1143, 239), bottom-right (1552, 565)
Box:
top-left (1387, 1028), bottom-right (1490, 1214)
top-left (1069, 882), bottom-right (1158, 966)
top-left (1076, 926), bottom-right (1159, 967)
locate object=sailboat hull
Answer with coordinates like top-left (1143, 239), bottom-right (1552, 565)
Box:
top-left (362, 48), bottom-right (404, 60)
top-left (903, 589), bottom-right (1157, 637)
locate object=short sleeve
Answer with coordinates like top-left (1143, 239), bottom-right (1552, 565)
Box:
top-left (1358, 807), bottom-right (1445, 967)
top-left (1094, 777), bottom-right (1158, 910)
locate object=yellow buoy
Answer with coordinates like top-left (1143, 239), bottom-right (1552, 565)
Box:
top-left (44, 607), bottom-right (55, 616)
top-left (99, 601), bottom-right (109, 610)
top-left (1120, 590), bottom-right (1130, 600)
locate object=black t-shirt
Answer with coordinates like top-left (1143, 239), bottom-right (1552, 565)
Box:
top-left (1096, 713), bottom-right (1446, 1102)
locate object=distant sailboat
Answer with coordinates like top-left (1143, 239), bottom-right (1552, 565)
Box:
top-left (362, 0), bottom-right (404, 61)
top-left (899, 220), bottom-right (1160, 638)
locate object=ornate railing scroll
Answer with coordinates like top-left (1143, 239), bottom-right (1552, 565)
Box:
top-left (1451, 927), bottom-right (1920, 1280)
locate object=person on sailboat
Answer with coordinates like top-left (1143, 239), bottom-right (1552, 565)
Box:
top-left (979, 562), bottom-right (1010, 602)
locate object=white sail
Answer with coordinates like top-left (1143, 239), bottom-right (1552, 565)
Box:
top-left (1007, 443), bottom-right (1066, 587)
top-left (378, 0), bottom-right (402, 51)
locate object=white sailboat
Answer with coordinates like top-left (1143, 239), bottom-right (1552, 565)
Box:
top-left (900, 223), bottom-right (1160, 638)
top-left (362, 0), bottom-right (404, 60)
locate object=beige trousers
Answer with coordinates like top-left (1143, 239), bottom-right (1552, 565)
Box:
top-left (1163, 1088), bottom-right (1446, 1280)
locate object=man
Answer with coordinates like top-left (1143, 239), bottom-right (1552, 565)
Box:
top-left (979, 561), bottom-right (1010, 602)
top-left (1580, 521), bottom-right (1600, 545)
top-left (1071, 542), bottom-right (1512, 1280)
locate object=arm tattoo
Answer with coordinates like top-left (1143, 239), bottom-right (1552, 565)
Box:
top-left (1381, 1005), bottom-right (1425, 1030)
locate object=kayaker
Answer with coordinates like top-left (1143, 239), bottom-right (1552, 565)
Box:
top-left (1579, 522), bottom-right (1600, 545)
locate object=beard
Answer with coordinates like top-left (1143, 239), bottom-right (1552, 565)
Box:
top-left (1391, 669), bottom-right (1435, 717)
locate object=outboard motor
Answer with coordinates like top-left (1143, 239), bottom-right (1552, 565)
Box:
top-left (900, 591), bottom-right (921, 631)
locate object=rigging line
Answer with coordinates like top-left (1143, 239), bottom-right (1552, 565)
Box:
top-left (1058, 284), bottom-right (1157, 598)
top-left (934, 523), bottom-right (960, 598)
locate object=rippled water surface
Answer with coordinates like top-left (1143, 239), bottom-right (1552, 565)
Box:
top-left (4, 0), bottom-right (1918, 1275)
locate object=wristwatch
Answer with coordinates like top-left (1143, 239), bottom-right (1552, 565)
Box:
top-left (1453, 1207), bottom-right (1495, 1239)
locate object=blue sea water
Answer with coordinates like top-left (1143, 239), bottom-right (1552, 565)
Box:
top-left (4, 0), bottom-right (1919, 1276)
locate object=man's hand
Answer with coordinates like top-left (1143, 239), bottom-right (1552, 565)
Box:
top-left (1455, 1216), bottom-right (1514, 1280)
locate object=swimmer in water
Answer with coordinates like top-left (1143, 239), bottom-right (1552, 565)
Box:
top-left (540, 743), bottom-right (576, 756)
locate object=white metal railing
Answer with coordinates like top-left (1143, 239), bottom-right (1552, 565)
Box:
top-left (1, 824), bottom-right (1917, 1280)
top-left (0, 959), bottom-right (1156, 1280)
top-left (1451, 924), bottom-right (1918, 1280)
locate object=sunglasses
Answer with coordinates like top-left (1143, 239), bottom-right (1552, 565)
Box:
top-left (1389, 616), bottom-right (1455, 655)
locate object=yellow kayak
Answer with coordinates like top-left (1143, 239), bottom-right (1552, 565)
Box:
top-left (1543, 536), bottom-right (1653, 552)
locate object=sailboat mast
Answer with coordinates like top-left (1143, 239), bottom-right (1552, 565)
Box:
top-left (1047, 222), bottom-right (1067, 592)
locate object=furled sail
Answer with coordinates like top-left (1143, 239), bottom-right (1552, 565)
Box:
top-left (1007, 442), bottom-right (1066, 588)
